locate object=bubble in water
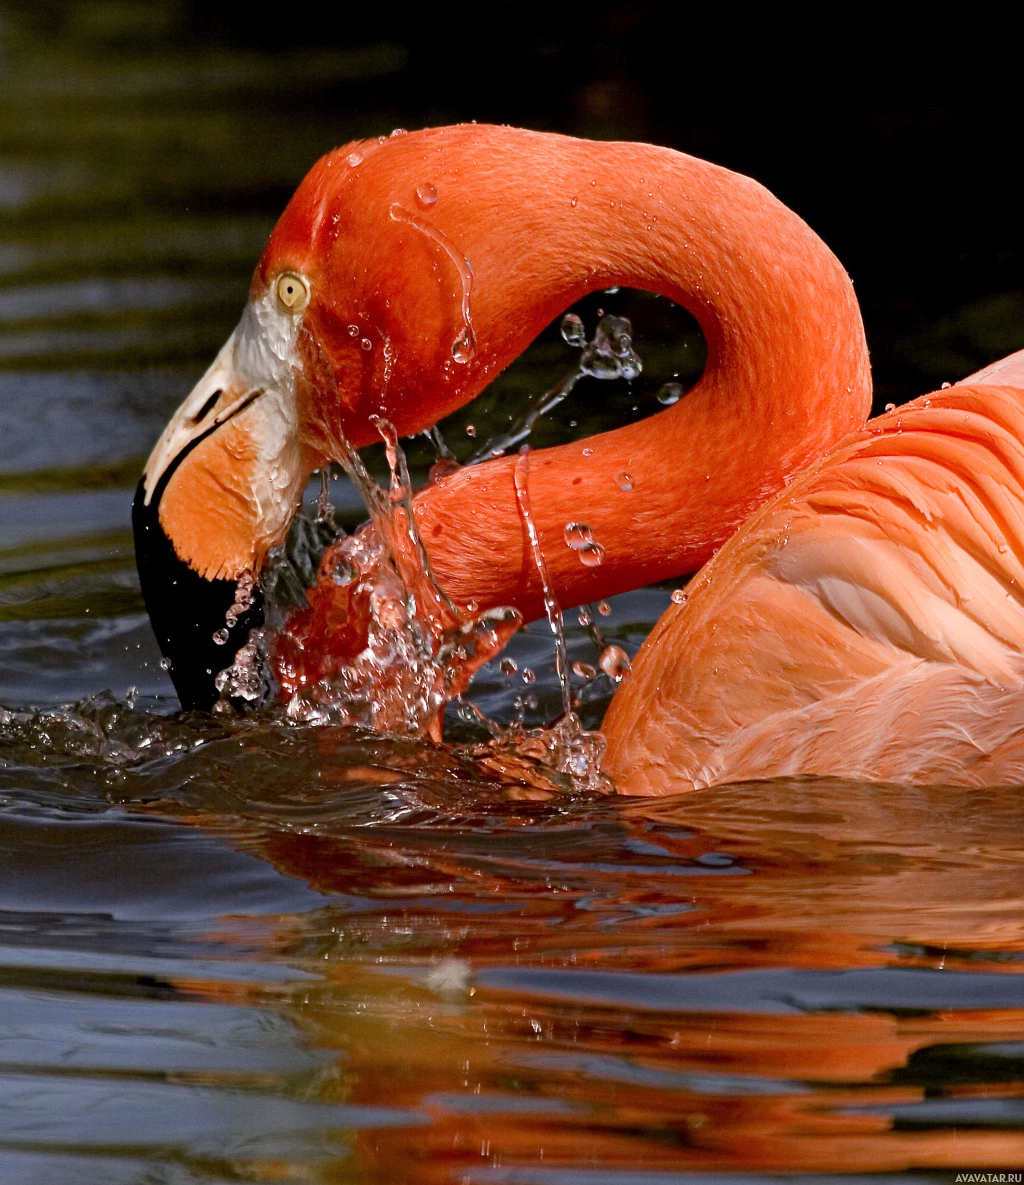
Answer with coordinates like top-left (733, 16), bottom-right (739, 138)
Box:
top-left (416, 182), bottom-right (438, 206)
top-left (499, 657), bottom-right (518, 675)
top-left (212, 628), bottom-right (230, 646)
top-left (572, 661), bottom-right (598, 681)
top-left (560, 313), bottom-right (587, 348)
top-left (452, 326), bottom-right (476, 363)
top-left (599, 645), bottom-right (631, 681)
top-left (361, 337), bottom-right (373, 351)
top-left (616, 472), bottom-right (633, 491)
top-left (522, 667), bottom-right (536, 684)
top-left (347, 324), bottom-right (360, 337)
top-left (657, 382), bottom-right (684, 405)
top-left (671, 588), bottom-right (687, 604)
top-left (465, 424), bottom-right (477, 437)
top-left (347, 151), bottom-right (363, 167)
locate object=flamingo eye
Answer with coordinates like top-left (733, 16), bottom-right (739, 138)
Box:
top-left (275, 272), bottom-right (310, 313)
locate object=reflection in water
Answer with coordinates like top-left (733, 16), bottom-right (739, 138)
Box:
top-left (6, 701), bottom-right (1021, 1178)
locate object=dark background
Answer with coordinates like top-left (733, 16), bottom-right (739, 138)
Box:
top-left (3, 3), bottom-right (1023, 417)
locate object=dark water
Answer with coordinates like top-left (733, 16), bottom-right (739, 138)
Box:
top-left (2, 5), bottom-right (1024, 1181)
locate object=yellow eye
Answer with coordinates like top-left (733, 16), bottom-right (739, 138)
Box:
top-left (275, 272), bottom-right (310, 312)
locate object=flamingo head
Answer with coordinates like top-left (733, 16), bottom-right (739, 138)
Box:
top-left (133, 127), bottom-right (531, 710)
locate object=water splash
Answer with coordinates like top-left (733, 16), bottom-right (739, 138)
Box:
top-left (267, 417), bottom-right (520, 740)
top-left (222, 316), bottom-right (616, 790)
top-left (467, 312), bottom-right (642, 464)
top-left (507, 447), bottom-right (610, 792)
top-left (389, 203), bottom-right (476, 364)
top-left (515, 448), bottom-right (572, 721)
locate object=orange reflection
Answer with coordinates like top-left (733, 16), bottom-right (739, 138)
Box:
top-left (174, 774), bottom-right (1024, 1178)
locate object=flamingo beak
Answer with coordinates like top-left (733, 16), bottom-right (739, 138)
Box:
top-left (134, 290), bottom-right (308, 710)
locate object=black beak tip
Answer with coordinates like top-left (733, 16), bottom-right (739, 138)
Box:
top-left (132, 478), bottom-right (264, 712)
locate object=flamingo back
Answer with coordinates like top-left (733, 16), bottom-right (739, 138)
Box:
top-left (604, 378), bottom-right (1024, 793)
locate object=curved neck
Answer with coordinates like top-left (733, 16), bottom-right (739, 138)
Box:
top-left (274, 126), bottom-right (871, 615)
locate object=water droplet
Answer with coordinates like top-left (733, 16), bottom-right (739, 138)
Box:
top-left (572, 661), bottom-right (598, 681)
top-left (657, 382), bottom-right (684, 405)
top-left (582, 447), bottom-right (593, 457)
top-left (428, 456), bottom-right (460, 483)
top-left (212, 628), bottom-right (230, 645)
top-left (941, 381), bottom-right (951, 389)
top-left (578, 542), bottom-right (605, 567)
top-left (347, 324), bottom-right (360, 337)
top-left (564, 522), bottom-right (593, 550)
top-left (570, 195), bottom-right (578, 207)
top-left (390, 127), bottom-right (407, 137)
top-left (465, 424), bottom-right (477, 437)
top-left (159, 656), bottom-right (172, 671)
top-left (671, 588), bottom-right (687, 604)
top-left (330, 556), bottom-right (356, 585)
top-left (597, 601), bottom-right (611, 616)
top-left (391, 202), bottom-right (475, 366)
top-left (377, 134), bottom-right (387, 145)
top-left (499, 657), bottom-right (517, 675)
top-left (416, 181), bottom-right (438, 206)
top-left (885, 402), bottom-right (896, 412)
top-left (522, 667), bottom-right (536, 684)
top-left (616, 472), bottom-right (633, 491)
top-left (560, 312), bottom-right (586, 348)
top-left (347, 151), bottom-right (363, 167)
top-left (359, 337), bottom-right (372, 351)
top-left (599, 645), bottom-right (631, 681)
top-left (452, 326), bottom-right (476, 363)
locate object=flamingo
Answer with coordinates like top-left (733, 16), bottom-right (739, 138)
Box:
top-left (134, 124), bottom-right (1024, 793)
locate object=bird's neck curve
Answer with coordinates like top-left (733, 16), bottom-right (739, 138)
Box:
top-left (274, 126), bottom-right (872, 617)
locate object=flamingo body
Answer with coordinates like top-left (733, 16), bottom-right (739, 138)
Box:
top-left (605, 372), bottom-right (1024, 793)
